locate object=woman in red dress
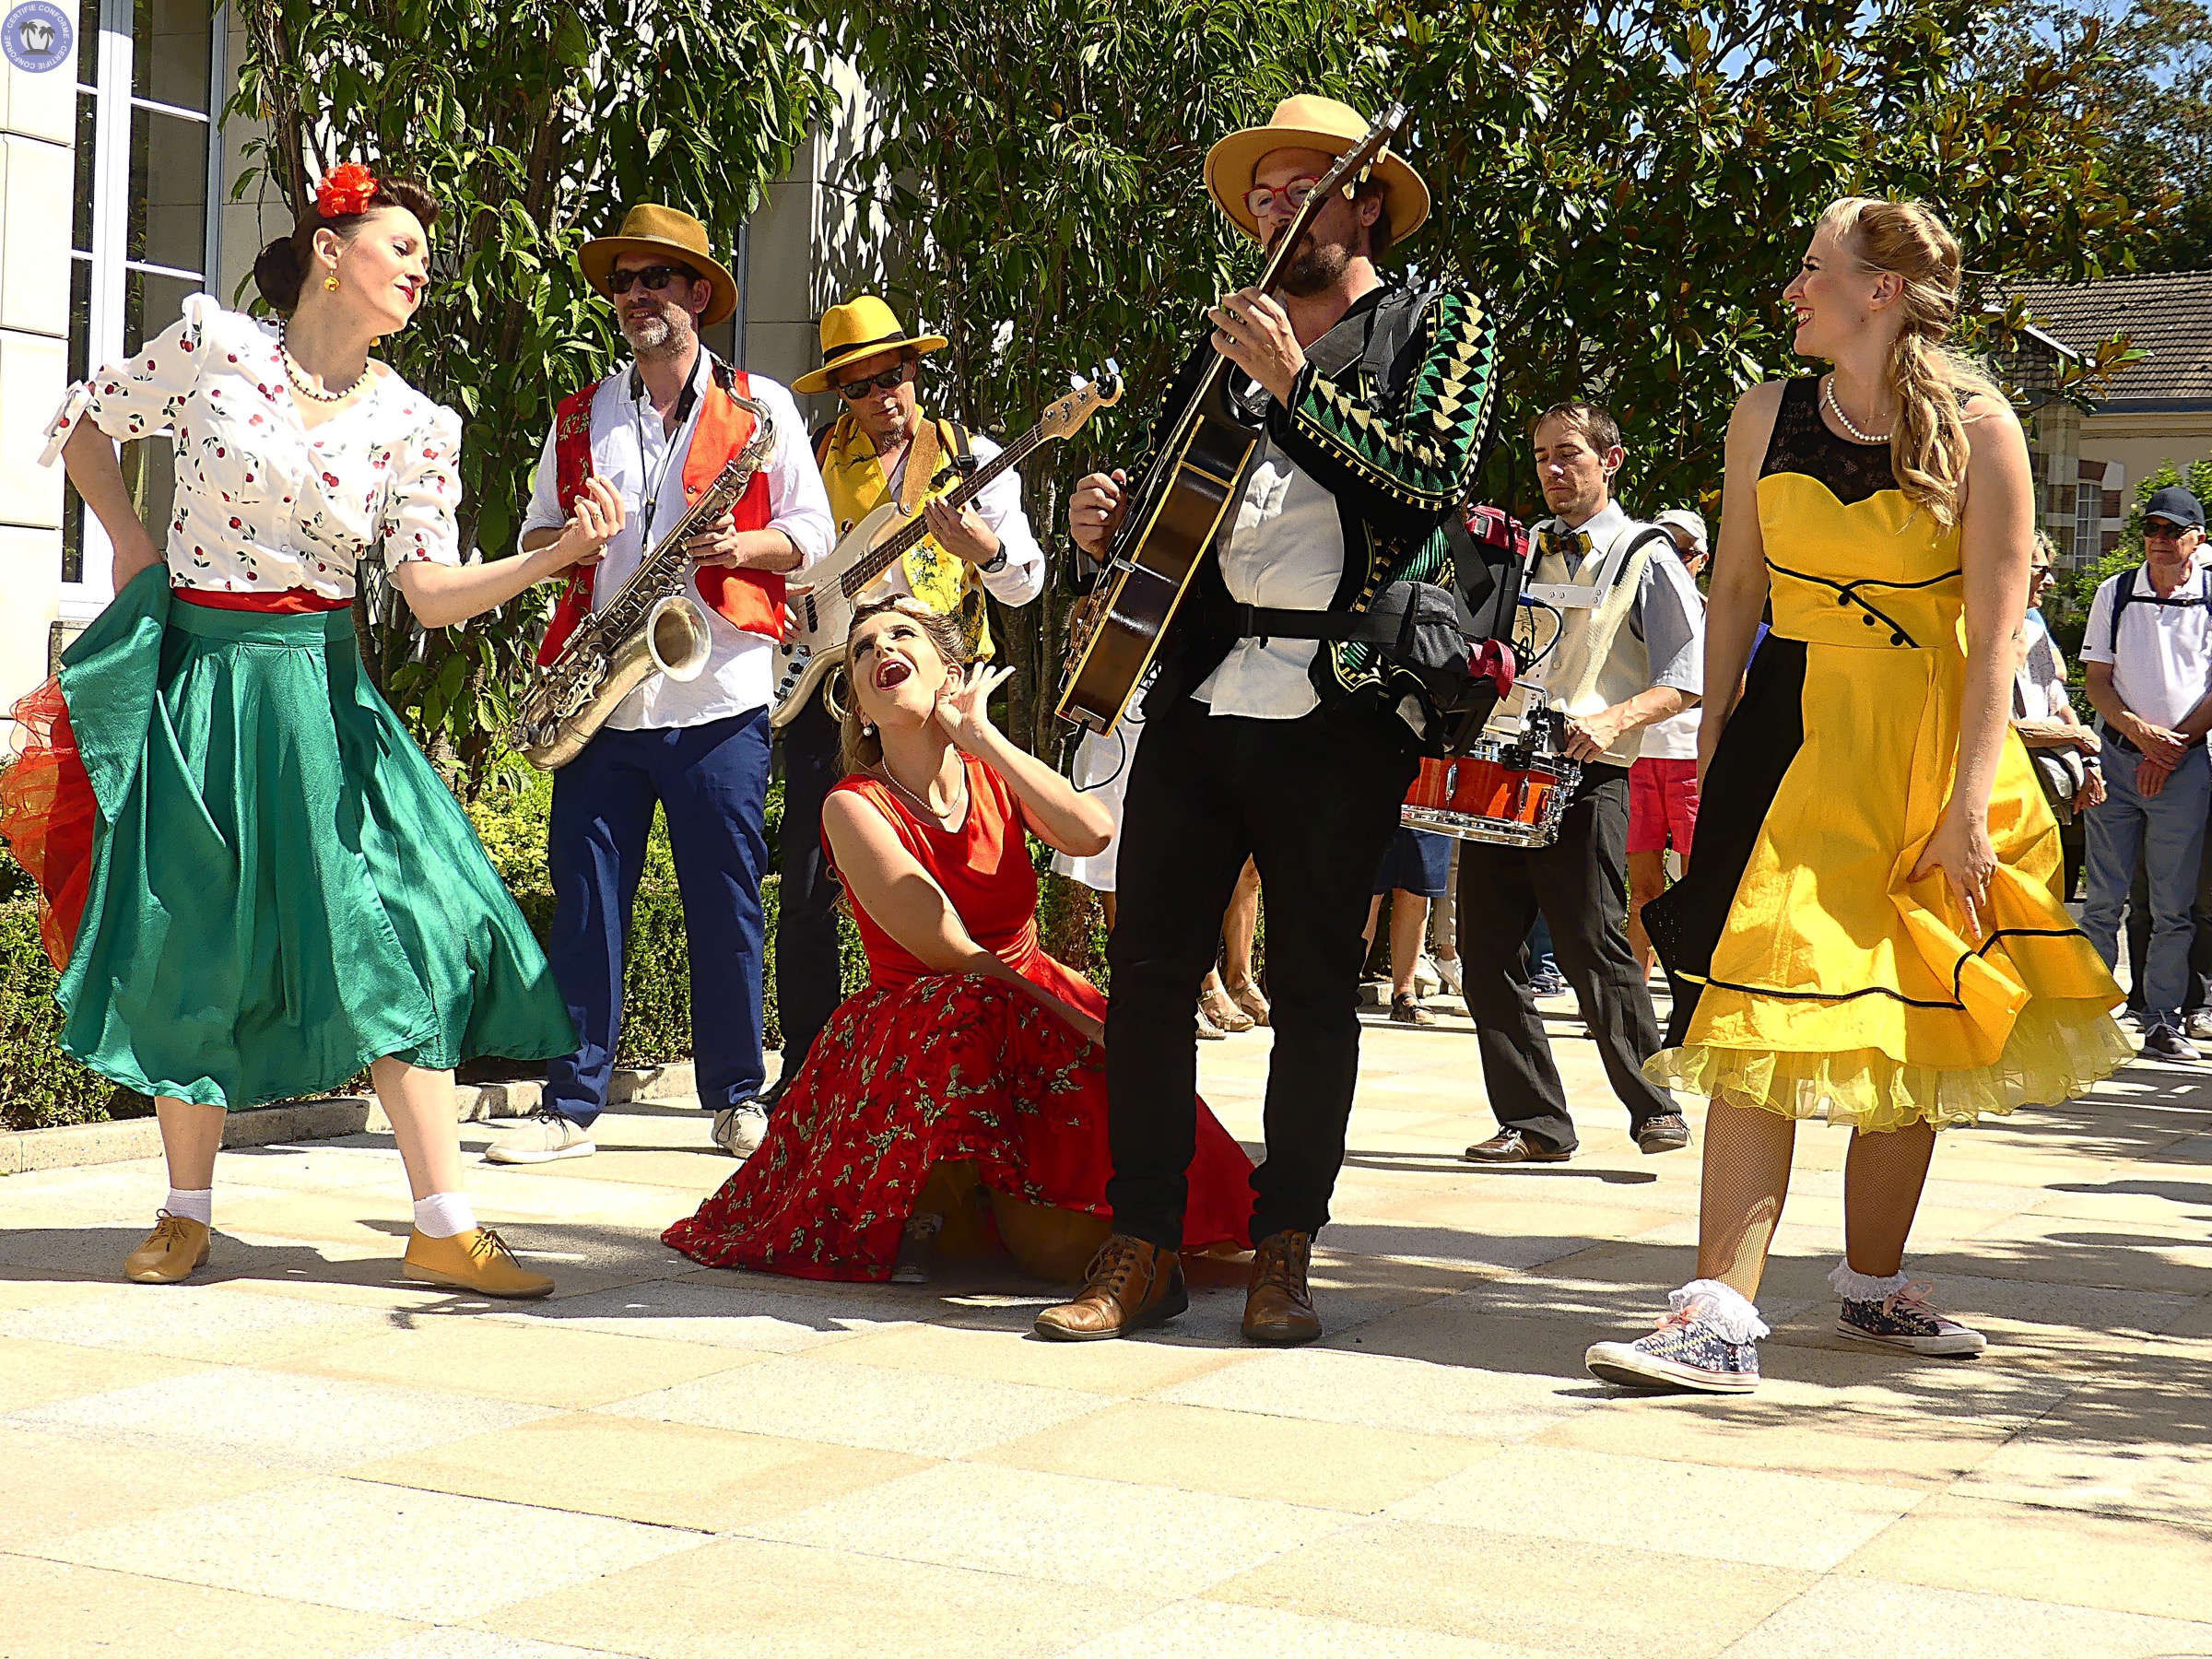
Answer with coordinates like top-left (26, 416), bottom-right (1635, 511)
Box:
top-left (664, 598), bottom-right (1254, 1284)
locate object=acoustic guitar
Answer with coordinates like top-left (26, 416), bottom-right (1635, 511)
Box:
top-left (771, 369), bottom-right (1123, 728)
top-left (1054, 103), bottom-right (1407, 735)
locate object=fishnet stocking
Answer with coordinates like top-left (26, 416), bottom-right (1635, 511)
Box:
top-left (1842, 1120), bottom-right (1936, 1279)
top-left (1695, 1100), bottom-right (1797, 1299)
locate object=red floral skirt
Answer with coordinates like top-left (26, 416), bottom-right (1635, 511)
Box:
top-left (662, 956), bottom-right (1255, 1282)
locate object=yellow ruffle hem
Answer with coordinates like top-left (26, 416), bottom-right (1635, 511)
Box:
top-left (1646, 998), bottom-right (2134, 1132)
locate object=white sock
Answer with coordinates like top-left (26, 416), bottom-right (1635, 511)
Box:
top-left (412, 1193), bottom-right (477, 1238)
top-left (1669, 1277), bottom-right (1771, 1344)
top-left (163, 1188), bottom-right (213, 1227)
top-left (1830, 1260), bottom-right (1912, 1302)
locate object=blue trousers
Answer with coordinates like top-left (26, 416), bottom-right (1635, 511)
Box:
top-left (545, 711), bottom-right (771, 1126)
top-left (2082, 738), bottom-right (2210, 1027)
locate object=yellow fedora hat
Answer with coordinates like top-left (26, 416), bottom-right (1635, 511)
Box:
top-left (579, 204), bottom-right (739, 328)
top-left (792, 295), bottom-right (949, 395)
top-left (1204, 94), bottom-right (1430, 246)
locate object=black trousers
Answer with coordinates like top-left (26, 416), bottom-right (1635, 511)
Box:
top-left (1454, 763), bottom-right (1673, 1150)
top-left (771, 689), bottom-right (845, 1096)
top-left (1104, 694), bottom-right (1417, 1249)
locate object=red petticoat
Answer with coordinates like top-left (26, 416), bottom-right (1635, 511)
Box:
top-left (1, 677), bottom-right (97, 971)
top-left (663, 961), bottom-right (1255, 1282)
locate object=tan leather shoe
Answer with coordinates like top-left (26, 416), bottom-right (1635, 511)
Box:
top-left (1242, 1229), bottom-right (1321, 1346)
top-left (1033, 1233), bottom-right (1187, 1341)
top-left (124, 1212), bottom-right (210, 1284)
top-left (400, 1227), bottom-right (555, 1300)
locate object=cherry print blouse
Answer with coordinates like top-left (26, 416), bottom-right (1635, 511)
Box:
top-left (43, 295), bottom-right (465, 598)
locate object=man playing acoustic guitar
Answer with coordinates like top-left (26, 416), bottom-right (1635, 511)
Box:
top-left (1037, 96), bottom-right (1501, 1346)
top-left (770, 297), bottom-right (1046, 1101)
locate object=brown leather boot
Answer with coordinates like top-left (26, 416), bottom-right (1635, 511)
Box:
top-left (1242, 1230), bottom-right (1321, 1346)
top-left (1032, 1233), bottom-right (1187, 1341)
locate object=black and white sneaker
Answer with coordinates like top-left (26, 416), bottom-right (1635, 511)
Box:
top-left (1586, 1279), bottom-right (1767, 1394)
top-left (1830, 1264), bottom-right (1986, 1357)
top-left (2143, 1023), bottom-right (2201, 1061)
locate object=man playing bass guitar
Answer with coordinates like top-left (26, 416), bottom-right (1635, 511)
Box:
top-left (1036, 96), bottom-right (1500, 1346)
top-left (771, 296), bottom-right (1046, 1101)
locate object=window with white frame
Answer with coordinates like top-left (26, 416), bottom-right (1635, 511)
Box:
top-left (2074, 470), bottom-right (2099, 565)
top-left (61, 0), bottom-right (224, 615)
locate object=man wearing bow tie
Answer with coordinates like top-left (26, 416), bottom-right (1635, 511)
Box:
top-left (1457, 402), bottom-right (1705, 1164)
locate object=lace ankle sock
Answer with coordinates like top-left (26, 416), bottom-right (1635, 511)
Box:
top-left (412, 1193), bottom-right (477, 1239)
top-left (164, 1188), bottom-right (213, 1226)
top-left (1669, 1277), bottom-right (1771, 1344)
top-left (1829, 1261), bottom-right (1912, 1302)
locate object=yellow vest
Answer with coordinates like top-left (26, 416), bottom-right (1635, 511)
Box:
top-left (816, 412), bottom-right (994, 659)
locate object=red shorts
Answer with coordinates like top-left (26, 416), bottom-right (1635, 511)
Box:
top-left (1628, 757), bottom-right (1700, 856)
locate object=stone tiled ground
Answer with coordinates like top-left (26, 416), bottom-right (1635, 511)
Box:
top-left (4, 993), bottom-right (2210, 1657)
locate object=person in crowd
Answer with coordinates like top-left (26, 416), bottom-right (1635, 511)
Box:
top-left (1627, 507), bottom-right (1712, 978)
top-left (2077, 484), bottom-right (2212, 1061)
top-left (1427, 841), bottom-right (1467, 1000)
top-left (485, 206), bottom-right (833, 1168)
top-left (771, 296), bottom-right (1046, 1102)
top-left (1588, 196), bottom-right (2128, 1394)
top-left (1525, 912), bottom-right (1568, 997)
top-left (663, 598), bottom-right (1253, 1283)
top-left (1366, 828), bottom-right (1453, 1025)
top-left (2010, 534), bottom-right (2103, 900)
top-left (1457, 404), bottom-right (1706, 1166)
top-left (4, 165), bottom-right (584, 1295)
top-left (1206, 861), bottom-right (1271, 1034)
top-left (1040, 96), bottom-right (1496, 1346)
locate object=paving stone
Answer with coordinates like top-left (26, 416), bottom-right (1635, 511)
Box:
top-left (11, 1362), bottom-right (554, 1472)
top-left (353, 1633), bottom-right (642, 1659)
top-left (353, 1412), bottom-right (931, 1531)
top-left (1715, 1576), bottom-right (2212, 1657)
top-left (0, 1280), bottom-right (394, 1365)
top-left (744, 1461), bottom-right (1352, 1596)
top-left (27, 1475), bottom-right (709, 1621)
top-left (1065, 1599), bottom-right (1552, 1658)
top-left (1159, 1344), bottom-right (1596, 1441)
top-left (511, 1273), bottom-right (916, 1355)
top-left (822, 1319), bottom-right (1244, 1396)
top-left (0, 1335), bottom-right (207, 1413)
top-left (0, 1550), bottom-right (418, 1657)
top-left (0, 1425), bottom-right (294, 1548)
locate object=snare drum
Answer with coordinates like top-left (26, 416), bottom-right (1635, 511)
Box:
top-left (1402, 739), bottom-right (1581, 848)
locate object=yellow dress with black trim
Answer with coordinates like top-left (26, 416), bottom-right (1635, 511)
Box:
top-left (1642, 378), bottom-right (2129, 1130)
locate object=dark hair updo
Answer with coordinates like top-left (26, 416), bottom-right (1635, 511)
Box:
top-left (253, 172), bottom-right (441, 314)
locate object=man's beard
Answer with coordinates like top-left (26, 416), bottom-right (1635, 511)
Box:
top-left (1268, 223), bottom-right (1358, 299)
top-left (622, 309), bottom-right (691, 360)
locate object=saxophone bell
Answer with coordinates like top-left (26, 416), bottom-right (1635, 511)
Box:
top-left (645, 593), bottom-right (713, 683)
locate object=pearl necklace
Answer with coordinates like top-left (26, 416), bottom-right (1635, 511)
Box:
top-left (277, 319), bottom-right (369, 405)
top-left (873, 760), bottom-right (967, 829)
top-left (1822, 374), bottom-right (1894, 445)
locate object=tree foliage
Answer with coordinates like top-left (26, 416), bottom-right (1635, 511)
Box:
top-left (228, 0), bottom-right (822, 787)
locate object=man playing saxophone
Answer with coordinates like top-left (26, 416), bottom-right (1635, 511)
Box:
top-left (488, 204), bottom-right (833, 1167)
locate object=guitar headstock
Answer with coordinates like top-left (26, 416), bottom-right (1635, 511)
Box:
top-left (1257, 101), bottom-right (1406, 288)
top-left (1038, 363), bottom-right (1124, 444)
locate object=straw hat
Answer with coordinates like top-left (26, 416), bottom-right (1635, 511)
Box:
top-left (579, 204), bottom-right (738, 328)
top-left (1204, 95), bottom-right (1430, 246)
top-left (792, 296), bottom-right (949, 395)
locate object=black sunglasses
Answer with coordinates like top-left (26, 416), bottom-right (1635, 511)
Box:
top-left (831, 365), bottom-right (911, 400)
top-left (606, 264), bottom-right (698, 296)
top-left (2146, 520), bottom-right (2198, 539)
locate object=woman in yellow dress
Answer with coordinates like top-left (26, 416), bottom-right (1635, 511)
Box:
top-left (1585, 197), bottom-right (2130, 1394)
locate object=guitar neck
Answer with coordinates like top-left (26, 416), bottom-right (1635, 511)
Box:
top-left (839, 420), bottom-right (1042, 596)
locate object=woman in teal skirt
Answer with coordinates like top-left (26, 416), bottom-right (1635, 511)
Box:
top-left (5, 164), bottom-right (624, 1296)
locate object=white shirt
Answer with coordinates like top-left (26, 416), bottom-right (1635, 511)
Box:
top-left (1639, 544), bottom-right (1709, 762)
top-left (1194, 439), bottom-right (1346, 719)
top-left (869, 432), bottom-right (1047, 608)
top-left (522, 350), bottom-right (832, 730)
top-left (2080, 561), bottom-right (2212, 734)
top-left (52, 296), bottom-right (465, 594)
top-left (2014, 608), bottom-right (2070, 723)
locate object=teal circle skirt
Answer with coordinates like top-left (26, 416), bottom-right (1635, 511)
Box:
top-left (32, 568), bottom-right (577, 1109)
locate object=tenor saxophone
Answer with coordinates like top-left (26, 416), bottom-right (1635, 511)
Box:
top-left (512, 390), bottom-right (777, 770)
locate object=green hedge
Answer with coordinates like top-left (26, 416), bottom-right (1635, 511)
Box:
top-left (0, 765), bottom-right (1129, 1134)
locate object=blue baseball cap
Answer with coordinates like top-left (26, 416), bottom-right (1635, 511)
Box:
top-left (2145, 486), bottom-right (2205, 531)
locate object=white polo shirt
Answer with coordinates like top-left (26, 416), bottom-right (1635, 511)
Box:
top-left (2080, 560), bottom-right (2212, 733)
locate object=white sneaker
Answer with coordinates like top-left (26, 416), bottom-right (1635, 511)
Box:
top-left (2186, 1010), bottom-right (2212, 1041)
top-left (484, 1112), bottom-right (595, 1165)
top-left (1432, 954), bottom-right (1465, 997)
top-left (1411, 953), bottom-right (1443, 997)
top-left (711, 1104), bottom-right (769, 1157)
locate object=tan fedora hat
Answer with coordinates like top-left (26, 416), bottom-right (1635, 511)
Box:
top-left (579, 204), bottom-right (738, 328)
top-left (791, 295), bottom-right (949, 395)
top-left (1204, 94), bottom-right (1430, 246)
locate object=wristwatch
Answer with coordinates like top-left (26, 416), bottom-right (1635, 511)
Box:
top-left (979, 542), bottom-right (1008, 575)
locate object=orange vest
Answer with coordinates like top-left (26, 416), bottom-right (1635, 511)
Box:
top-left (536, 370), bottom-right (782, 666)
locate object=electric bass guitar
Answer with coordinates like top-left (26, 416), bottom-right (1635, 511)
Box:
top-left (1055, 102), bottom-right (1406, 735)
top-left (770, 368), bottom-right (1124, 728)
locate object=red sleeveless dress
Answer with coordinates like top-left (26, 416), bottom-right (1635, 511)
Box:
top-left (662, 756), bottom-right (1254, 1281)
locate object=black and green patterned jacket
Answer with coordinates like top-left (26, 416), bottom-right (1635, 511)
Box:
top-left (1142, 280), bottom-right (1500, 724)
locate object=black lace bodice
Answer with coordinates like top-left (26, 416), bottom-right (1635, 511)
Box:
top-left (1760, 376), bottom-right (1897, 506)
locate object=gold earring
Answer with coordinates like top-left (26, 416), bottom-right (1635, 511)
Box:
top-left (324, 275), bottom-right (341, 292)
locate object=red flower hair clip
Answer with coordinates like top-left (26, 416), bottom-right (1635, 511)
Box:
top-left (315, 162), bottom-right (379, 219)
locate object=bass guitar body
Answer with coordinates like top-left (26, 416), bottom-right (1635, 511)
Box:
top-left (1055, 402), bottom-right (1256, 735)
top-left (769, 500), bottom-right (902, 729)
